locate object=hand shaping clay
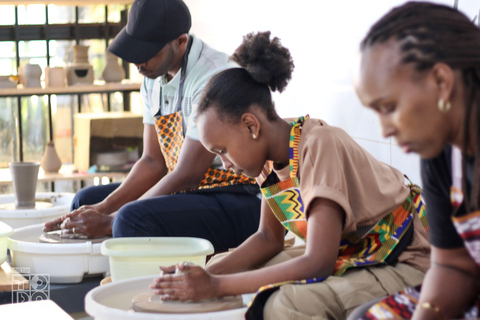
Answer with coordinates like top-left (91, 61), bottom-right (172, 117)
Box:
top-left (132, 263), bottom-right (244, 313)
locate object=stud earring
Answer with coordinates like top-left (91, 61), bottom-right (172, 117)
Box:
top-left (252, 134), bottom-right (257, 139)
top-left (438, 98), bottom-right (451, 112)
top-left (445, 101), bottom-right (451, 112)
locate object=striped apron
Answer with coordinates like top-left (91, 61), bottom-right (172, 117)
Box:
top-left (152, 38), bottom-right (254, 191)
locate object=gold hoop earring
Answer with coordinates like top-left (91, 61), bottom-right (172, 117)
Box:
top-left (438, 99), bottom-right (451, 112)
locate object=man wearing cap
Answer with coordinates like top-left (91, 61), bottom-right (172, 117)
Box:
top-left (44, 0), bottom-right (261, 253)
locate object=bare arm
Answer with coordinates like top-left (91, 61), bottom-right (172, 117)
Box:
top-left (153, 197), bottom-right (345, 300)
top-left (412, 246), bottom-right (480, 319)
top-left (43, 124), bottom-right (167, 235)
top-left (140, 136), bottom-right (216, 199)
top-left (98, 124), bottom-right (168, 213)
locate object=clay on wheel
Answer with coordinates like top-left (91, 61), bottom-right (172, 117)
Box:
top-left (39, 230), bottom-right (110, 244)
top-left (132, 292), bottom-right (244, 314)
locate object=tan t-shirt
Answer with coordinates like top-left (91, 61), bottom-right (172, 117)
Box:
top-left (257, 118), bottom-right (430, 273)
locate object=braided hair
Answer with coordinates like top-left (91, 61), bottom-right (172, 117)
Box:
top-left (198, 31), bottom-right (294, 123)
top-left (361, 1), bottom-right (480, 212)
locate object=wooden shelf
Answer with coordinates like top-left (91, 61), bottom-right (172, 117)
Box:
top-left (0, 164), bottom-right (128, 187)
top-left (0, 80), bottom-right (141, 97)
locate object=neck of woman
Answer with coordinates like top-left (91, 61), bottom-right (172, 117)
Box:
top-left (269, 118), bottom-right (294, 170)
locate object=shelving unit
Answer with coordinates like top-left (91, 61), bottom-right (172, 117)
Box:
top-left (0, 164), bottom-right (128, 188)
top-left (0, 1), bottom-right (140, 190)
top-left (0, 80), bottom-right (141, 165)
top-left (0, 80), bottom-right (140, 97)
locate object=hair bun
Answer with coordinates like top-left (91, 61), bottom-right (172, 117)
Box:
top-left (231, 31), bottom-right (294, 92)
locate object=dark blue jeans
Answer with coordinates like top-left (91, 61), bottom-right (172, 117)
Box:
top-left (71, 183), bottom-right (261, 252)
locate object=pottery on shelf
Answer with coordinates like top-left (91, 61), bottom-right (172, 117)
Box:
top-left (40, 141), bottom-right (62, 173)
top-left (66, 45), bottom-right (94, 86)
top-left (22, 63), bottom-right (42, 88)
top-left (102, 51), bottom-right (125, 83)
top-left (45, 67), bottom-right (66, 88)
top-left (0, 76), bottom-right (17, 89)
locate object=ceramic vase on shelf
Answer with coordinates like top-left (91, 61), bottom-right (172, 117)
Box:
top-left (0, 76), bottom-right (17, 89)
top-left (40, 141), bottom-right (62, 173)
top-left (102, 51), bottom-right (125, 83)
top-left (22, 63), bottom-right (42, 88)
top-left (66, 45), bottom-right (94, 86)
top-left (45, 66), bottom-right (66, 88)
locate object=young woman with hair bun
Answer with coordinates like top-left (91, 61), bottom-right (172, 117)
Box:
top-left (352, 2), bottom-right (480, 319)
top-left (151, 31), bottom-right (430, 319)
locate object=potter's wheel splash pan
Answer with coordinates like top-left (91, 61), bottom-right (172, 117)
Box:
top-left (85, 275), bottom-right (252, 320)
top-left (0, 192), bottom-right (74, 229)
top-left (8, 223), bottom-right (109, 283)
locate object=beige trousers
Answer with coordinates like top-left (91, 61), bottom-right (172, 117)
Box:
top-left (208, 245), bottom-right (425, 320)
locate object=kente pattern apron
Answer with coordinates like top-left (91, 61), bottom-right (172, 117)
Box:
top-left (361, 146), bottom-right (480, 320)
top-left (450, 147), bottom-right (480, 264)
top-left (246, 116), bottom-right (428, 319)
top-left (152, 39), bottom-right (254, 191)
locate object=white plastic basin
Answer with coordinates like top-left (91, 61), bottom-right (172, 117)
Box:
top-left (0, 221), bottom-right (13, 264)
top-left (8, 223), bottom-right (109, 283)
top-left (85, 275), bottom-right (252, 320)
top-left (0, 192), bottom-right (74, 229)
top-left (101, 237), bottom-right (214, 281)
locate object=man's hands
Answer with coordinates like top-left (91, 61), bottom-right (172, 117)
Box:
top-left (43, 205), bottom-right (113, 238)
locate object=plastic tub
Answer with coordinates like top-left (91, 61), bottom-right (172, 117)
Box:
top-left (0, 192), bottom-right (74, 229)
top-left (101, 237), bottom-right (214, 281)
top-left (8, 223), bottom-right (109, 283)
top-left (0, 221), bottom-right (13, 264)
top-left (85, 275), bottom-right (252, 320)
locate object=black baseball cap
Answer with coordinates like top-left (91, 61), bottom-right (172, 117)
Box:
top-left (108, 0), bottom-right (191, 64)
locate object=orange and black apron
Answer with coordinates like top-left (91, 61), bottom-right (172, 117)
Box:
top-left (152, 38), bottom-right (254, 191)
top-left (247, 116), bottom-right (428, 319)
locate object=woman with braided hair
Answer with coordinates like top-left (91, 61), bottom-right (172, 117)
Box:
top-left (150, 31), bottom-right (430, 320)
top-left (353, 1), bottom-right (480, 319)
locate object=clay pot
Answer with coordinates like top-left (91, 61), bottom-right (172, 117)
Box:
top-left (40, 141), bottom-right (62, 173)
top-left (0, 76), bottom-right (17, 89)
top-left (102, 51), bottom-right (125, 83)
top-left (45, 67), bottom-right (66, 87)
top-left (66, 45), bottom-right (94, 86)
top-left (22, 64), bottom-right (42, 88)
top-left (9, 162), bottom-right (40, 209)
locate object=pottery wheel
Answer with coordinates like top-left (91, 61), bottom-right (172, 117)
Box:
top-left (39, 230), bottom-right (110, 244)
top-left (0, 201), bottom-right (53, 210)
top-left (132, 291), bottom-right (244, 314)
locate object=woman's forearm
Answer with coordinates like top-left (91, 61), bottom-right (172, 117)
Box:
top-left (207, 230), bottom-right (285, 275)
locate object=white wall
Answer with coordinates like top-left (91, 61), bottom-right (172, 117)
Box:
top-left (184, 0), bottom-right (480, 186)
